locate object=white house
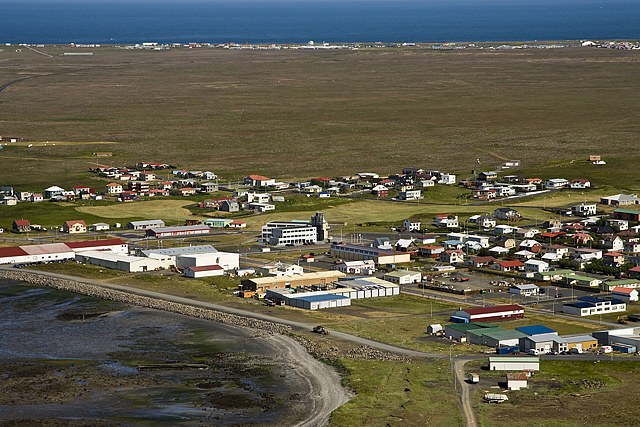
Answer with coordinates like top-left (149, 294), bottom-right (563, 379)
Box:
top-left (494, 225), bottom-right (515, 235)
top-left (403, 218), bottom-right (421, 232)
top-left (572, 203), bottom-right (597, 216)
top-left (570, 179), bottom-right (591, 189)
top-left (563, 296), bottom-right (626, 316)
top-left (494, 208), bottom-right (519, 220)
top-left (545, 179), bottom-right (569, 188)
top-left (439, 174), bottom-right (456, 185)
top-left (524, 259), bottom-right (549, 274)
top-left (510, 284), bottom-right (539, 296)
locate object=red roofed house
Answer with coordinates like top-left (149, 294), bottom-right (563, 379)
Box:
top-left (106, 183), bottom-right (123, 194)
top-left (440, 249), bottom-right (464, 264)
top-left (159, 181), bottom-right (174, 190)
top-left (62, 220), bottom-right (87, 234)
top-left (611, 286), bottom-right (639, 302)
top-left (119, 191), bottom-right (138, 202)
top-left (454, 304), bottom-right (525, 322)
top-left (491, 260), bottom-right (525, 272)
top-left (628, 266), bottom-right (640, 279)
top-left (570, 179), bottom-right (591, 189)
top-left (13, 220), bottom-right (31, 233)
top-left (603, 252), bottom-right (625, 267)
top-left (572, 233), bottom-right (593, 245)
top-left (179, 188), bottom-right (197, 196)
top-left (229, 220), bottom-right (247, 229)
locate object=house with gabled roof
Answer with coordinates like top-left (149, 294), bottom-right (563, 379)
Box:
top-left (440, 249), bottom-right (464, 264)
top-left (244, 175), bottom-right (275, 187)
top-left (106, 183), bottom-right (123, 194)
top-left (12, 220), bottom-right (30, 232)
top-left (570, 179), bottom-right (591, 189)
top-left (494, 208), bottom-right (519, 221)
top-left (62, 220), bottom-right (87, 234)
top-left (464, 256), bottom-right (496, 268)
top-left (491, 260), bottom-right (525, 272)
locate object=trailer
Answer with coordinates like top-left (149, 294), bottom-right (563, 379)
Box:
top-left (468, 373), bottom-right (479, 383)
top-left (484, 393), bottom-right (508, 403)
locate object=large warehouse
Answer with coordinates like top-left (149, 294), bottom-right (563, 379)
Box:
top-left (0, 239), bottom-right (128, 265)
top-left (488, 356), bottom-right (539, 371)
top-left (241, 271), bottom-right (345, 293)
top-left (329, 243), bottom-right (411, 265)
top-left (145, 225), bottom-right (211, 238)
top-left (454, 305), bottom-right (525, 322)
top-left (176, 252), bottom-right (239, 271)
top-left (75, 251), bottom-right (173, 272)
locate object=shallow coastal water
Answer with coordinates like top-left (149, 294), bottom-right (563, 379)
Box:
top-left (0, 279), bottom-right (325, 426)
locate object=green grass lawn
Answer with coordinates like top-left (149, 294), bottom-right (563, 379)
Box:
top-left (331, 359), bottom-right (463, 427)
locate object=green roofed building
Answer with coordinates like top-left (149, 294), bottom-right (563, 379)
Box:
top-left (534, 269), bottom-right (574, 281)
top-left (444, 322), bottom-right (500, 341)
top-left (480, 330), bottom-right (528, 348)
top-left (613, 209), bottom-right (640, 222)
top-left (600, 279), bottom-right (640, 292)
top-left (467, 327), bottom-right (506, 345)
top-left (566, 274), bottom-right (602, 287)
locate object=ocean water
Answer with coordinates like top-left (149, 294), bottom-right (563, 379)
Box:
top-left (0, 0), bottom-right (639, 45)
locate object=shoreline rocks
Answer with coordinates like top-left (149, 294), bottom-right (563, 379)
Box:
top-left (0, 270), bottom-right (291, 335)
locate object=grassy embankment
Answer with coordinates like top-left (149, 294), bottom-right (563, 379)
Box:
top-left (331, 359), bottom-right (464, 427)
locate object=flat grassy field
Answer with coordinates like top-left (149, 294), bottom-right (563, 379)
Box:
top-left (331, 359), bottom-right (463, 427)
top-left (476, 361), bottom-right (640, 427)
top-left (1, 46), bottom-right (640, 192)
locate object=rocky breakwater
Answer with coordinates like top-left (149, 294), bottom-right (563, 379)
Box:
top-left (0, 270), bottom-right (291, 335)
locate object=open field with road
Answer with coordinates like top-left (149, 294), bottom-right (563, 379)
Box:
top-left (2, 46), bottom-right (640, 192)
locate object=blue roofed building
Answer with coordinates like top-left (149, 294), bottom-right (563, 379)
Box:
top-left (515, 325), bottom-right (558, 336)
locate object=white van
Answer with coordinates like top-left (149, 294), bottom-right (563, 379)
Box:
top-left (527, 349), bottom-right (540, 356)
top-left (600, 346), bottom-right (612, 354)
top-left (569, 347), bottom-right (583, 354)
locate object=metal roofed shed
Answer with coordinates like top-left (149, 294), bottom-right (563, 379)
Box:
top-left (141, 245), bottom-right (218, 258)
top-left (488, 356), bottom-right (539, 371)
top-left (455, 305), bottom-right (525, 322)
top-left (287, 293), bottom-right (351, 310)
top-left (477, 330), bottom-right (528, 348)
top-left (563, 335), bottom-right (598, 351)
top-left (521, 333), bottom-right (568, 354)
top-left (506, 373), bottom-right (528, 390)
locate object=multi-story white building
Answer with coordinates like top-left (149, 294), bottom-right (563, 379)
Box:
top-left (262, 220), bottom-right (318, 246)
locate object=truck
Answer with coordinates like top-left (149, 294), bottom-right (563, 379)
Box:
top-left (468, 373), bottom-right (479, 383)
top-left (312, 325), bottom-right (331, 335)
top-left (600, 346), bottom-right (612, 354)
top-left (569, 347), bottom-right (583, 354)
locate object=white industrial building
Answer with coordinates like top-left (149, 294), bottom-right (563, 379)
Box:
top-left (383, 270), bottom-right (422, 284)
top-left (488, 356), bottom-right (539, 371)
top-left (509, 284), bottom-right (539, 296)
top-left (261, 220), bottom-right (319, 246)
top-left (520, 333), bottom-right (568, 354)
top-left (184, 265), bottom-right (225, 278)
top-left (0, 239), bottom-right (128, 265)
top-left (75, 251), bottom-right (173, 272)
top-left (563, 296), bottom-right (626, 316)
top-left (331, 260), bottom-right (376, 274)
top-left (176, 252), bottom-right (239, 271)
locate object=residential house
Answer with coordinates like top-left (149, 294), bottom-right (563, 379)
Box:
top-left (418, 245), bottom-right (445, 258)
top-left (607, 219), bottom-right (629, 231)
top-left (434, 214), bottom-right (459, 228)
top-left (139, 172), bottom-right (156, 181)
top-left (494, 236), bottom-right (516, 249)
top-left (603, 252), bottom-right (625, 268)
top-left (563, 296), bottom-right (626, 317)
top-left (491, 260), bottom-right (525, 272)
top-left (92, 223), bottom-right (110, 232)
top-left (12, 220), bottom-right (30, 232)
top-left (542, 219), bottom-right (562, 229)
top-left (479, 171), bottom-right (498, 181)
top-left (398, 190), bottom-right (422, 200)
top-left (572, 233), bottom-right (594, 245)
top-left (220, 200), bottom-right (240, 212)
top-left (439, 173), bottom-right (456, 185)
top-left (371, 185), bottom-right (388, 197)
top-left (200, 182), bottom-right (218, 193)
top-left (624, 238), bottom-right (640, 254)
top-left (524, 259), bottom-right (549, 274)
top-left (514, 250), bottom-right (537, 260)
top-left (471, 215), bottom-right (496, 228)
top-left (417, 180), bottom-right (435, 188)
top-left (119, 191), bottom-right (137, 202)
top-left (601, 235), bottom-right (624, 251)
top-left (395, 239), bottom-right (419, 253)
top-left (44, 186), bottom-right (65, 199)
top-left (440, 249), bottom-right (465, 264)
top-left (179, 188), bottom-right (197, 196)
top-left (542, 245), bottom-right (569, 261)
top-left (106, 183), bottom-right (123, 194)
top-left (30, 193), bottom-right (43, 203)
top-left (545, 179), bottom-right (569, 188)
top-left (571, 203), bottom-right (597, 216)
top-left (1, 196), bottom-right (17, 205)
top-left (402, 218), bottom-right (421, 232)
top-left (570, 179), bottom-right (591, 189)
top-left (465, 256), bottom-right (496, 268)
top-left (494, 208), bottom-right (519, 221)
top-left (519, 240), bottom-right (542, 253)
top-left (515, 228), bottom-right (539, 239)
top-left (473, 188), bottom-right (497, 200)
top-left (62, 220), bottom-right (87, 234)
